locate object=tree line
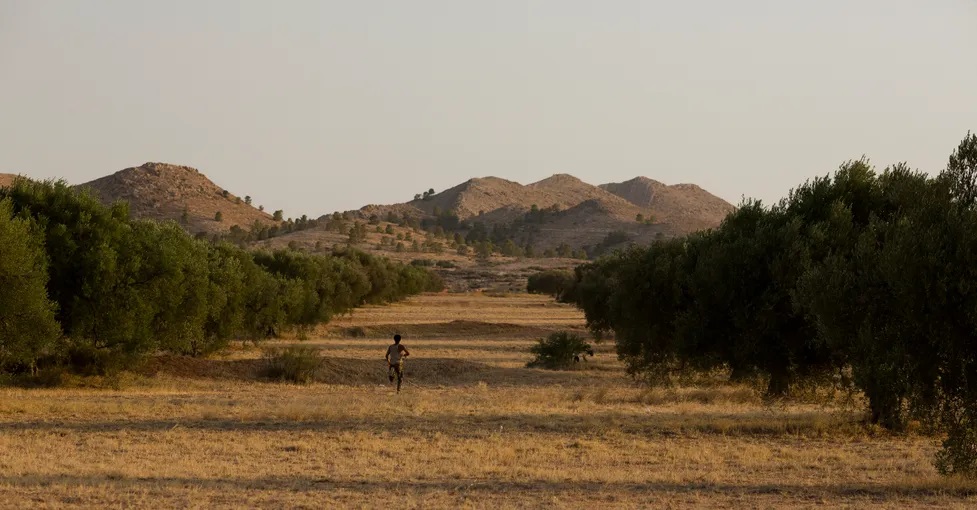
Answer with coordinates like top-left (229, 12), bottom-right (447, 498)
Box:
top-left (0, 179), bottom-right (442, 377)
top-left (558, 133), bottom-right (977, 475)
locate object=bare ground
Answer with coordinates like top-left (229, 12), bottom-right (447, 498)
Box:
top-left (0, 293), bottom-right (974, 509)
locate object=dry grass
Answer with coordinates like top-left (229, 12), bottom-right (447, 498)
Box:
top-left (1, 294), bottom-right (975, 509)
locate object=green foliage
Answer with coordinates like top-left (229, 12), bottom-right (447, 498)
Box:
top-left (214, 211), bottom-right (223, 222)
top-left (0, 198), bottom-right (61, 372)
top-left (262, 346), bottom-right (322, 384)
top-left (527, 332), bottom-right (593, 370)
top-left (273, 210), bottom-right (284, 221)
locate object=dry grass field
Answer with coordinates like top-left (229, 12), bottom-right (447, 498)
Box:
top-left (1, 293), bottom-right (976, 509)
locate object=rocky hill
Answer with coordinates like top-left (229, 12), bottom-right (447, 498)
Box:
top-left (0, 173), bottom-right (23, 188)
top-left (600, 177), bottom-right (734, 233)
top-left (359, 173), bottom-right (731, 250)
top-left (76, 162), bottom-right (276, 234)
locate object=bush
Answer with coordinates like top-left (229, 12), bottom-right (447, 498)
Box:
top-left (527, 332), bottom-right (593, 370)
top-left (527, 270), bottom-right (574, 299)
top-left (262, 346), bottom-right (322, 384)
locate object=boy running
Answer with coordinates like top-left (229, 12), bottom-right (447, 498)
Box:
top-left (385, 334), bottom-right (410, 392)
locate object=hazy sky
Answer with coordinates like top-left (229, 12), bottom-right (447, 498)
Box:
top-left (2, 1), bottom-right (975, 217)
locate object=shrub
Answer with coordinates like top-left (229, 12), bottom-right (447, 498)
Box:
top-left (262, 346), bottom-right (322, 384)
top-left (527, 332), bottom-right (593, 370)
top-left (527, 270), bottom-right (574, 299)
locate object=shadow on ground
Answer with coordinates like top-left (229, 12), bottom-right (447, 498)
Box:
top-left (0, 473), bottom-right (973, 501)
top-left (141, 355), bottom-right (598, 388)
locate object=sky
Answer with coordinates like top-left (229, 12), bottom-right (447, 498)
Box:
top-left (1, 1), bottom-right (975, 218)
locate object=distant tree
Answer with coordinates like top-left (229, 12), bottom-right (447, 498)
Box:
top-left (385, 224), bottom-right (395, 235)
top-left (273, 210), bottom-right (284, 221)
top-left (395, 242), bottom-right (406, 252)
top-left (501, 239), bottom-right (522, 257)
top-left (414, 194), bottom-right (422, 201)
top-left (527, 270), bottom-right (574, 299)
top-left (221, 190), bottom-right (229, 198)
top-left (245, 196), bottom-right (252, 205)
top-left (348, 222), bottom-right (367, 244)
top-left (215, 211), bottom-right (223, 222)
top-left (180, 207), bottom-right (190, 225)
top-left (476, 241), bottom-right (493, 261)
top-left (636, 213), bottom-right (644, 223)
top-left (258, 205), bottom-right (265, 212)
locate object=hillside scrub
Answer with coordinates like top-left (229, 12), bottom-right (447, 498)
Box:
top-left (0, 179), bottom-right (441, 376)
top-left (563, 133), bottom-right (977, 475)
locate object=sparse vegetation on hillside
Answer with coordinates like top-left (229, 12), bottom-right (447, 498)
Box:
top-left (354, 173), bottom-right (730, 259)
top-left (76, 163), bottom-right (275, 236)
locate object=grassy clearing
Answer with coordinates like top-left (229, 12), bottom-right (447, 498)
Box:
top-left (0, 293), bottom-right (975, 508)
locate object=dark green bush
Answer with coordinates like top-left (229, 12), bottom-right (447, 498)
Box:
top-left (527, 332), bottom-right (593, 370)
top-left (526, 270), bottom-right (574, 299)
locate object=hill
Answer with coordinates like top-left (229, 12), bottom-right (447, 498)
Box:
top-left (357, 173), bottom-right (730, 252)
top-left (0, 173), bottom-right (23, 188)
top-left (600, 177), bottom-right (734, 233)
top-left (76, 162), bottom-right (276, 234)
